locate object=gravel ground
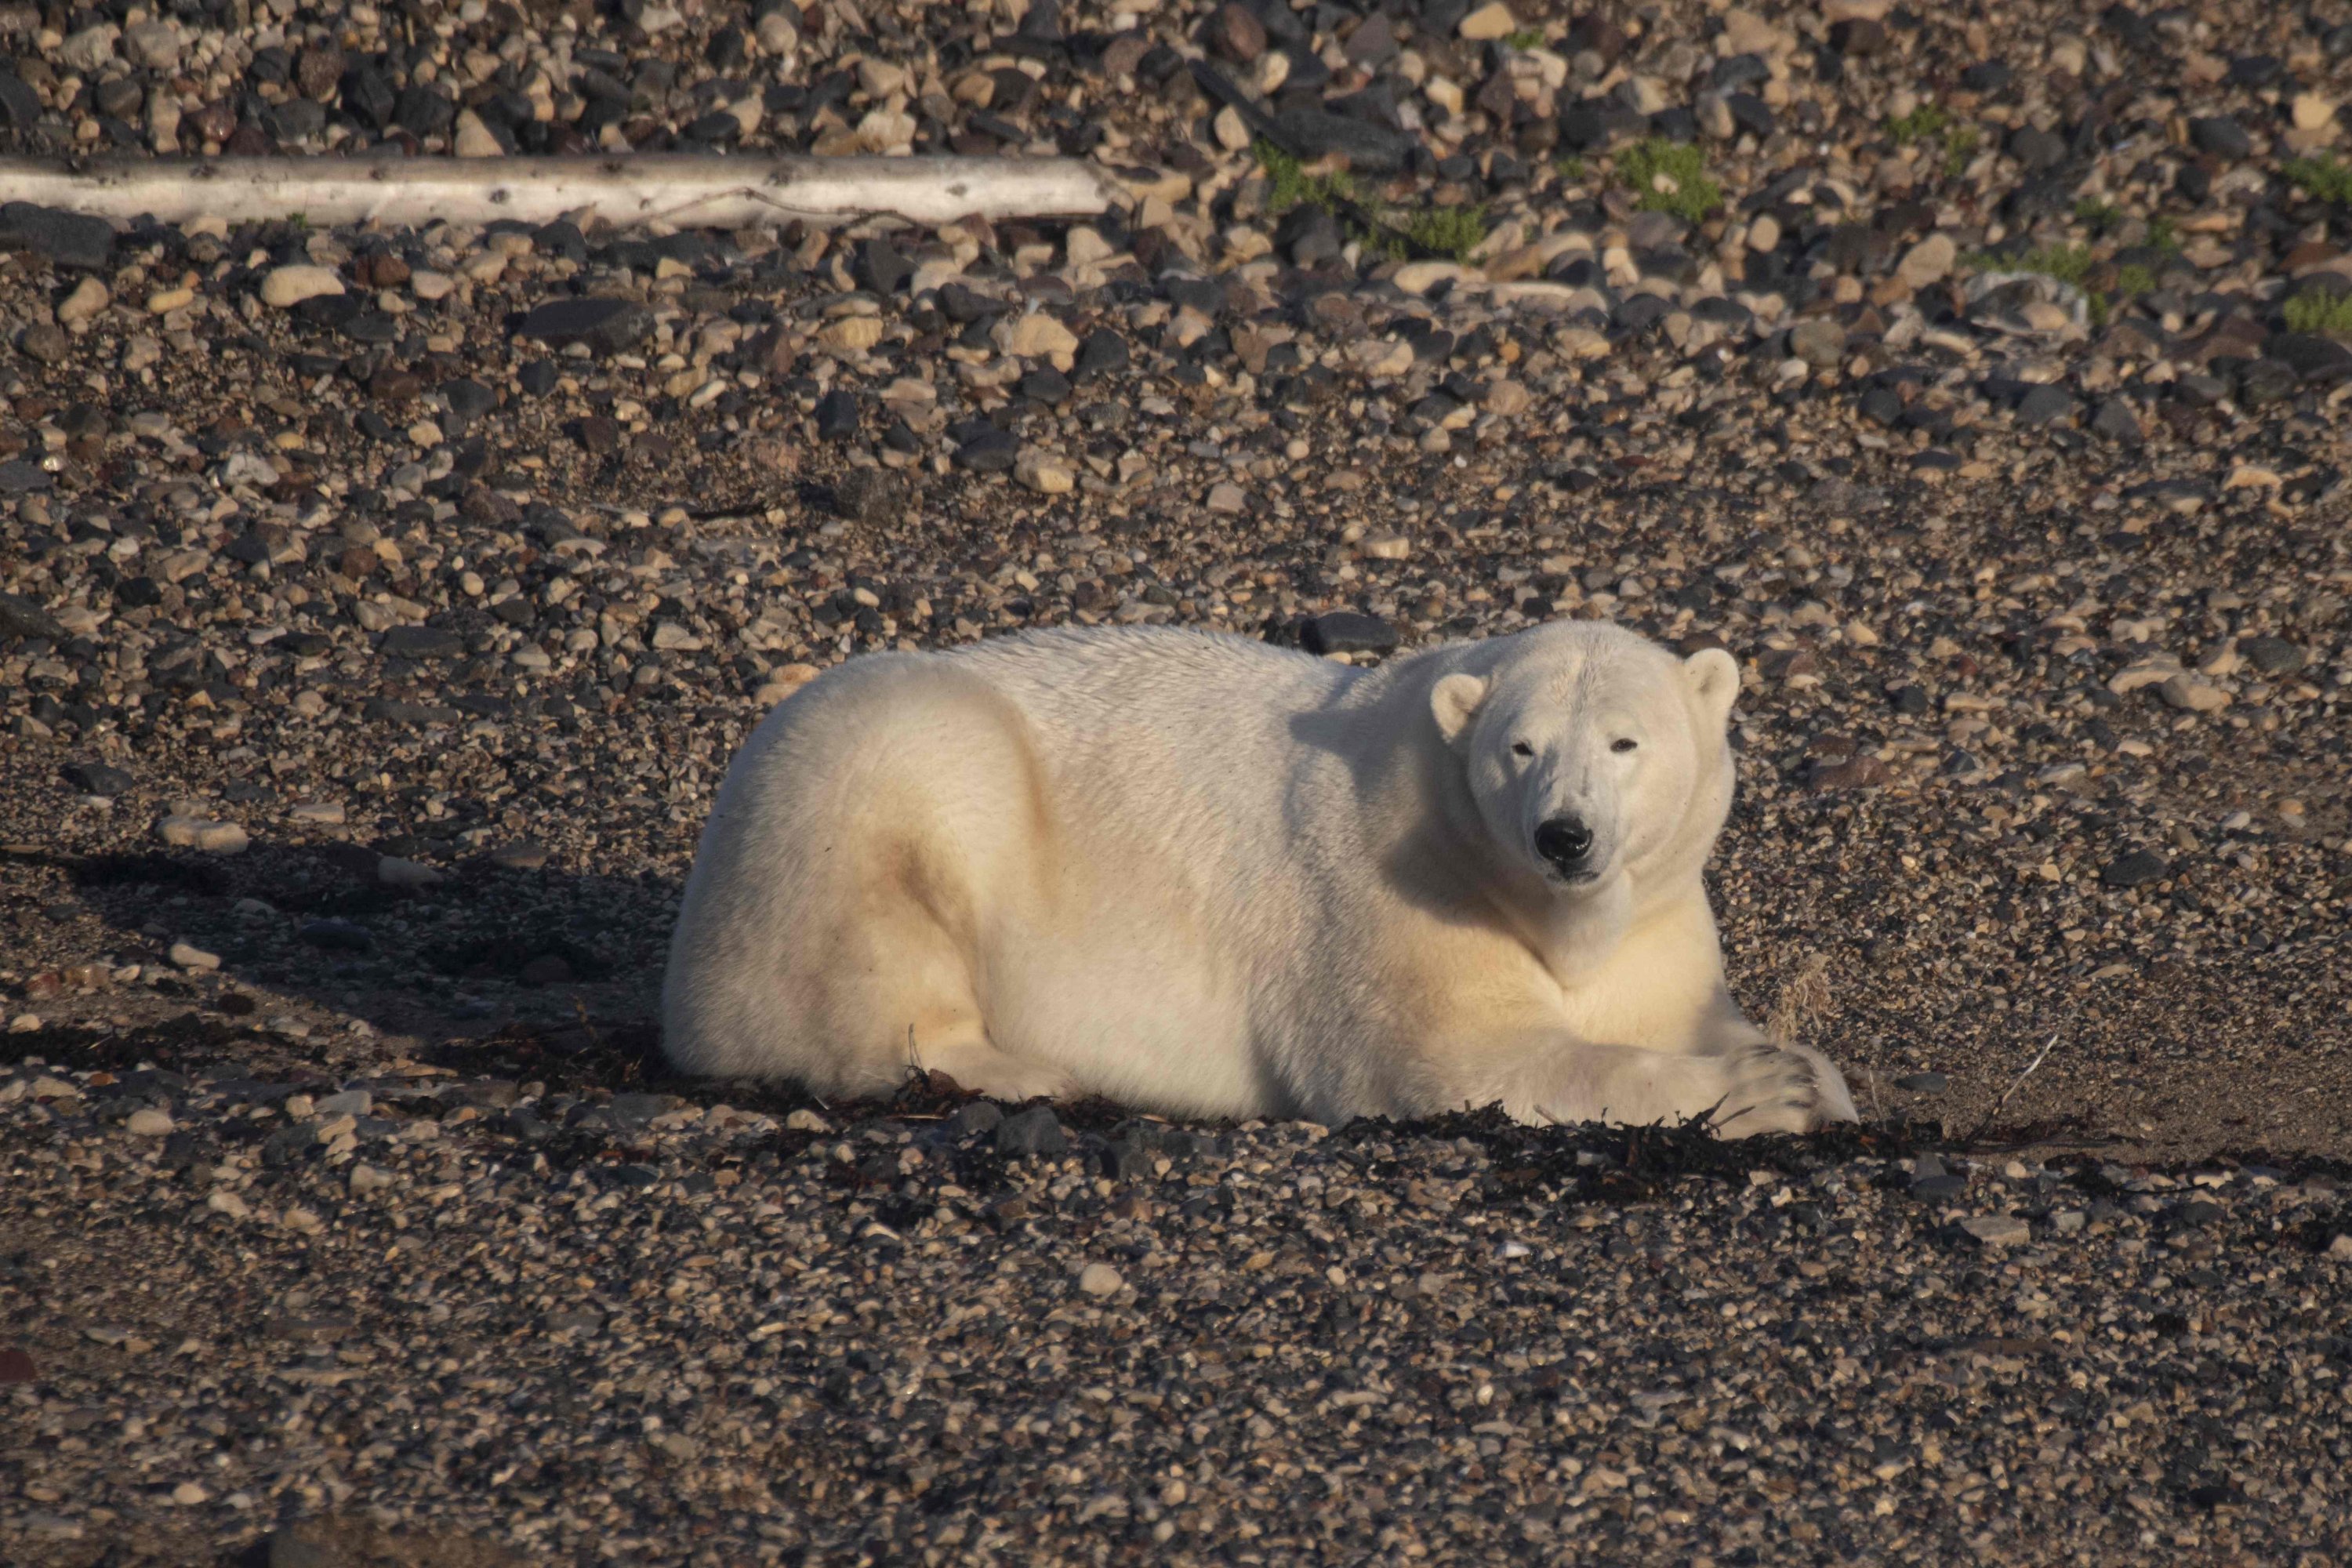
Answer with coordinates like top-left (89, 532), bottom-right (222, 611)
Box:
top-left (4, 0), bottom-right (2352, 1559)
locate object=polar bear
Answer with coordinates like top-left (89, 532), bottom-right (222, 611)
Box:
top-left (662, 620), bottom-right (1857, 1134)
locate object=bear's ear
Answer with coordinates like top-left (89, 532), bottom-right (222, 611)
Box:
top-left (1683, 647), bottom-right (1740, 728)
top-left (1430, 672), bottom-right (1489, 746)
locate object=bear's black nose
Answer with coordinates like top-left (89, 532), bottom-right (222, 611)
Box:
top-left (1534, 816), bottom-right (1594, 875)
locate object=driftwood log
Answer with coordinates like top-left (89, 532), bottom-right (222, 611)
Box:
top-left (0, 153), bottom-right (1128, 231)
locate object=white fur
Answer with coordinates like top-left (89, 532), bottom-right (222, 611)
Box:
top-left (662, 621), bottom-right (1857, 1134)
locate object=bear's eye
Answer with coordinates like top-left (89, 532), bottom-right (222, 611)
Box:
top-left (1510, 740), bottom-right (1534, 758)
top-left (1610, 737), bottom-right (1639, 753)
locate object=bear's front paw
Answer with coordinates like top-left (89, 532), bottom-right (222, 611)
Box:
top-left (1709, 1042), bottom-right (1854, 1136)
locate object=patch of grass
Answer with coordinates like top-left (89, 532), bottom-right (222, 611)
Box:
top-left (1255, 139), bottom-right (1487, 262)
top-left (2284, 291), bottom-right (2352, 334)
top-left (1984, 243), bottom-right (2098, 288)
top-left (1886, 104), bottom-right (1952, 145)
top-left (2074, 198), bottom-right (2122, 233)
top-left (1384, 204), bottom-right (1490, 263)
top-left (1940, 125), bottom-right (1981, 178)
top-left (2283, 154), bottom-right (2352, 205)
top-left (2146, 214), bottom-right (2182, 256)
top-left (1553, 154), bottom-right (1587, 182)
top-left (2114, 262), bottom-right (2158, 299)
top-left (1503, 27), bottom-right (1545, 49)
top-left (1614, 138), bottom-right (1722, 223)
top-left (1253, 140), bottom-right (1358, 216)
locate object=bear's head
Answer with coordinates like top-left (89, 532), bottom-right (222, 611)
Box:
top-left (1430, 622), bottom-right (1739, 904)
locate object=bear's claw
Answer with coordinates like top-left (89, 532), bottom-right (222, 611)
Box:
top-left (1711, 1041), bottom-right (1854, 1136)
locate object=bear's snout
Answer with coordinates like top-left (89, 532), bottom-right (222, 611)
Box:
top-left (1534, 815), bottom-right (1595, 879)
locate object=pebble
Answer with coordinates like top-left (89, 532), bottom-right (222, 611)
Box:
top-left (1076, 1262), bottom-right (1126, 1297)
top-left (259, 266), bottom-right (344, 309)
top-left (125, 1107), bottom-right (174, 1135)
top-left (1959, 1214), bottom-right (2031, 1246)
top-left (167, 941), bottom-right (220, 971)
top-left (155, 815), bottom-right (249, 855)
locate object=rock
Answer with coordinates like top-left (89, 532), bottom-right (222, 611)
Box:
top-left (1014, 449), bottom-right (1076, 495)
top-left (0, 203), bottom-right (116, 270)
top-left (1207, 482), bottom-right (1248, 515)
top-left (1894, 1072), bottom-right (1948, 1093)
top-left (64, 762), bottom-right (134, 797)
top-left (1005, 311), bottom-right (1080, 363)
top-left (2089, 397), bottom-right (2143, 442)
top-left (833, 469), bottom-right (905, 522)
top-left (1896, 234), bottom-right (1957, 290)
top-left (2292, 93), bottom-right (2338, 132)
top-left (126, 1107), bottom-right (175, 1135)
top-left (814, 388), bottom-right (860, 441)
top-left (2016, 385), bottom-right (2078, 426)
top-left (260, 265), bottom-right (344, 308)
top-left (1298, 612), bottom-right (1399, 655)
top-left (2239, 637), bottom-right (2305, 675)
top-left (1207, 2), bottom-right (1266, 63)
top-left (954, 428), bottom-right (1019, 473)
top-left (452, 109), bottom-right (504, 157)
top-left (299, 918), bottom-right (376, 953)
top-left (122, 20), bottom-right (182, 71)
top-left (168, 941), bottom-right (220, 971)
top-left (487, 841), bottom-right (550, 871)
top-left (2270, 333), bottom-right (2352, 384)
top-left (995, 1106), bottom-right (1067, 1156)
top-left (380, 625), bottom-right (464, 659)
top-left (157, 815), bottom-right (249, 855)
top-left (1789, 319), bottom-right (1847, 368)
top-left (56, 278), bottom-right (110, 325)
top-left (2100, 851), bottom-right (2170, 889)
top-left (2158, 673), bottom-right (2230, 713)
top-left (1076, 1262), bottom-right (1126, 1297)
top-left (0, 593), bottom-right (66, 641)
top-left (1960, 1215), bottom-right (2031, 1247)
top-left (2329, 1234), bottom-right (2352, 1262)
top-left (1458, 2), bottom-right (1519, 42)
top-left (517, 297), bottom-right (654, 354)
top-left (377, 856), bottom-right (445, 889)
top-left (2188, 116), bottom-right (2252, 158)
top-left (0, 1346), bottom-right (35, 1385)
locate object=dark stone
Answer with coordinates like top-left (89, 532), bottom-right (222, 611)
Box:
top-left (954, 427), bottom-right (1020, 473)
top-left (2016, 385), bottom-right (2077, 426)
top-left (1725, 93), bottom-right (1774, 138)
top-left (1276, 203), bottom-right (1345, 267)
top-left (855, 238), bottom-right (912, 294)
top-left (1208, 2), bottom-right (1267, 63)
top-left (270, 99), bottom-right (327, 143)
top-left (0, 591), bottom-right (65, 641)
top-left (63, 762), bottom-right (135, 797)
top-left (0, 71), bottom-right (42, 130)
top-left (2008, 126), bottom-right (2068, 171)
top-left (947, 1101), bottom-right (1004, 1137)
top-left (394, 83), bottom-right (456, 138)
top-left (1859, 387), bottom-right (1904, 426)
top-left (441, 378), bottom-right (496, 420)
top-left (517, 297), bottom-right (654, 354)
top-left (299, 918), bottom-right (376, 953)
top-left (1960, 60), bottom-right (2014, 92)
top-left (1893, 1072), bottom-right (1949, 1093)
top-left (517, 359), bottom-right (559, 396)
top-left (2268, 332), bottom-right (2352, 383)
top-left (814, 388), bottom-right (861, 441)
top-left (833, 468), bottom-right (906, 524)
top-left (2101, 850), bottom-right (2170, 889)
top-left (1074, 328), bottom-right (1130, 380)
top-left (2089, 397), bottom-right (2142, 442)
top-left (1299, 611), bottom-right (1399, 655)
top-left (361, 698), bottom-right (463, 726)
top-left (343, 62), bottom-right (397, 128)
top-left (2239, 637), bottom-right (2304, 675)
top-left (2187, 116), bottom-right (2251, 158)
top-left (1020, 367), bottom-right (1072, 404)
top-left (995, 1105), bottom-right (1068, 1156)
top-left (0, 203), bottom-right (116, 270)
top-left (2234, 358), bottom-right (2299, 405)
top-left (1267, 105), bottom-right (1414, 174)
top-left (380, 626), bottom-right (464, 659)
